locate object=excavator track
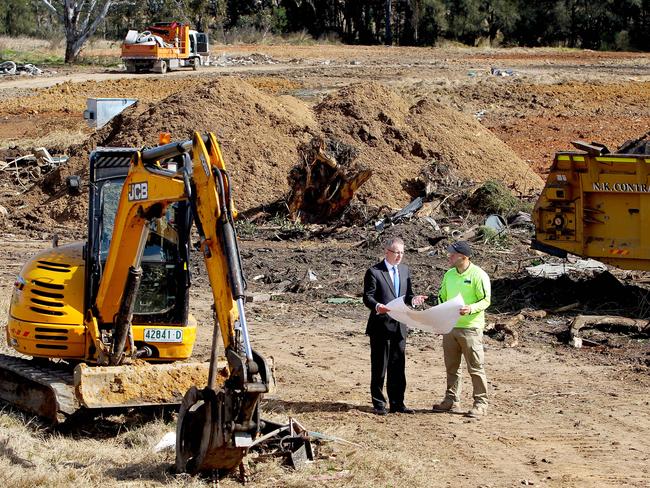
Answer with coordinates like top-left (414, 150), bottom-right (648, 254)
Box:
top-left (0, 353), bottom-right (217, 424)
top-left (0, 353), bottom-right (79, 424)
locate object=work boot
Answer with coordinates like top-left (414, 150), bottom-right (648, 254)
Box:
top-left (431, 398), bottom-right (461, 413)
top-left (465, 404), bottom-right (488, 418)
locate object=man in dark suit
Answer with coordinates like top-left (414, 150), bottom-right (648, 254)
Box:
top-left (363, 237), bottom-right (426, 415)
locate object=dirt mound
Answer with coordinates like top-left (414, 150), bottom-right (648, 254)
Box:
top-left (2, 79), bottom-right (541, 236)
top-left (315, 83), bottom-right (542, 209)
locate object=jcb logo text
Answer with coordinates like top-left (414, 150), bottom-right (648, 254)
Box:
top-left (128, 182), bottom-right (148, 201)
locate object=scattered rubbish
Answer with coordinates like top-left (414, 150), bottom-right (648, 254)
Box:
top-left (252, 417), bottom-right (315, 470)
top-left (390, 197), bottom-right (424, 223)
top-left (326, 297), bottom-right (363, 304)
top-left (153, 431), bottom-right (176, 452)
top-left (246, 293), bottom-right (272, 303)
top-left (0, 60), bottom-right (43, 76)
top-left (475, 109), bottom-right (487, 121)
top-left (508, 211), bottom-right (533, 227)
top-left (211, 52), bottom-right (278, 67)
top-left (1, 148), bottom-right (69, 189)
top-left (485, 214), bottom-right (507, 232)
top-left (423, 216), bottom-right (440, 231)
top-left (525, 259), bottom-right (607, 279)
top-left (83, 98), bottom-right (138, 129)
top-left (307, 269), bottom-right (318, 282)
top-left (491, 67), bottom-right (515, 77)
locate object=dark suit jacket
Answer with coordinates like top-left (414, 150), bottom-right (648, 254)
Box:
top-left (363, 261), bottom-right (415, 338)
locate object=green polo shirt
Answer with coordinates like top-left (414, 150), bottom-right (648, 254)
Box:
top-left (439, 262), bottom-right (491, 329)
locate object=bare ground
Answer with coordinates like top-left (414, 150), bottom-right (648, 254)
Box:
top-left (1, 44), bottom-right (650, 487)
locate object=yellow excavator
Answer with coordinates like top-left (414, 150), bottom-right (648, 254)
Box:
top-left (2, 132), bottom-right (272, 473)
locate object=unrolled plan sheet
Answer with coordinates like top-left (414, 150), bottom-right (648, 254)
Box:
top-left (386, 294), bottom-right (464, 334)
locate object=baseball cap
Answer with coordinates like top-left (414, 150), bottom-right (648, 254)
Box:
top-left (446, 240), bottom-right (472, 257)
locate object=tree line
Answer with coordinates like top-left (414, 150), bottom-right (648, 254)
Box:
top-left (1, 1), bottom-right (648, 63)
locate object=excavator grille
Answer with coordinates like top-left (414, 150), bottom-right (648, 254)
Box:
top-left (27, 263), bottom-right (70, 318)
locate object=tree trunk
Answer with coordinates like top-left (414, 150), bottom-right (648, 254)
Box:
top-left (65, 38), bottom-right (76, 63)
top-left (385, 0), bottom-right (392, 45)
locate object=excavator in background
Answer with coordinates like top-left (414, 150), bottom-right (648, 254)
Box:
top-left (121, 22), bottom-right (210, 74)
top-left (533, 135), bottom-right (650, 270)
top-left (2, 132), bottom-right (271, 473)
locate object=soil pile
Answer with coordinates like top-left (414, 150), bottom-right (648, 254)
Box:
top-left (315, 82), bottom-right (542, 208)
top-left (1, 78), bottom-right (541, 236)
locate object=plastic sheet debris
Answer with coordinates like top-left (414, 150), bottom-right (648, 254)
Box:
top-left (326, 297), bottom-right (363, 305)
top-left (153, 431), bottom-right (176, 452)
top-left (525, 259), bottom-right (607, 279)
top-left (491, 67), bottom-right (515, 76)
top-left (485, 214), bottom-right (507, 232)
top-left (0, 61), bottom-right (43, 76)
top-left (212, 52), bottom-right (278, 67)
top-left (508, 211), bottom-right (533, 227)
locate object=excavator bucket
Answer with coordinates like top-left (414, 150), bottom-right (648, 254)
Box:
top-left (75, 361), bottom-right (226, 408)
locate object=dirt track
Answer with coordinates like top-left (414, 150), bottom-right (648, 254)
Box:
top-left (1, 44), bottom-right (650, 487)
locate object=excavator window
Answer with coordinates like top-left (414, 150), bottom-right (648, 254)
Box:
top-left (94, 176), bottom-right (190, 324)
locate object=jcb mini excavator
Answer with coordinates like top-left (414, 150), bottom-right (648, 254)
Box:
top-left (2, 132), bottom-right (271, 473)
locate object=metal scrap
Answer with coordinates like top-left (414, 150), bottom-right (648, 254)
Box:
top-left (1, 148), bottom-right (69, 189)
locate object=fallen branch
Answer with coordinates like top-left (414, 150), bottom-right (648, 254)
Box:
top-left (569, 314), bottom-right (650, 348)
top-left (493, 313), bottom-right (521, 347)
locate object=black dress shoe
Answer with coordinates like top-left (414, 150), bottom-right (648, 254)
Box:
top-left (390, 406), bottom-right (415, 414)
top-left (372, 407), bottom-right (388, 416)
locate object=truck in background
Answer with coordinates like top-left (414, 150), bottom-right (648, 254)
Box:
top-left (532, 135), bottom-right (650, 271)
top-left (121, 22), bottom-right (209, 74)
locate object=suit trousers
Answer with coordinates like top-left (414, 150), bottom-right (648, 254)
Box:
top-left (442, 327), bottom-right (488, 407)
top-left (369, 330), bottom-right (406, 410)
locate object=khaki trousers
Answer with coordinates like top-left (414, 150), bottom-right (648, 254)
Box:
top-left (442, 328), bottom-right (488, 406)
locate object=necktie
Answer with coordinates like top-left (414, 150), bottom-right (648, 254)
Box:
top-left (393, 266), bottom-right (400, 296)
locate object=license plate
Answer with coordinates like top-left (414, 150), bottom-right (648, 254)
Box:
top-left (144, 328), bottom-right (183, 343)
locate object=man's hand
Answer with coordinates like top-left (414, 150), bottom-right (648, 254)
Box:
top-left (376, 304), bottom-right (391, 314)
top-left (412, 295), bottom-right (427, 307)
top-left (459, 305), bottom-right (472, 315)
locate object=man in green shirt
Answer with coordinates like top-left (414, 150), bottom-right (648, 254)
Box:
top-left (432, 240), bottom-right (490, 418)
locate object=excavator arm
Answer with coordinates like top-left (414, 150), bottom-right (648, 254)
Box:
top-left (88, 132), bottom-right (270, 472)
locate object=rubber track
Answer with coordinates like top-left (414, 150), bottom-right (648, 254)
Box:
top-left (0, 353), bottom-right (79, 422)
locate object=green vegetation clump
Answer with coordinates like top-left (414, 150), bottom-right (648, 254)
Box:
top-left (0, 48), bottom-right (63, 65)
top-left (469, 180), bottom-right (532, 217)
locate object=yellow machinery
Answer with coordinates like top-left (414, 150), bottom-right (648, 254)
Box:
top-left (533, 139), bottom-right (650, 270)
top-left (3, 133), bottom-right (271, 473)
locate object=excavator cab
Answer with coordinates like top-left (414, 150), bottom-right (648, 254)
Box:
top-left (86, 149), bottom-right (193, 347)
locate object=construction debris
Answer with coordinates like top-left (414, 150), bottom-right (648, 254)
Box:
top-left (287, 136), bottom-right (372, 223)
top-left (211, 52), bottom-right (278, 67)
top-left (1, 148), bottom-right (69, 189)
top-left (525, 259), bottom-right (607, 279)
top-left (0, 60), bottom-right (43, 76)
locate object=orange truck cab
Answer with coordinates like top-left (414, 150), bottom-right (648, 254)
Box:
top-left (121, 22), bottom-right (209, 74)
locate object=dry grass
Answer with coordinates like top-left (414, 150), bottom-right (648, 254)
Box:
top-left (0, 35), bottom-right (120, 65)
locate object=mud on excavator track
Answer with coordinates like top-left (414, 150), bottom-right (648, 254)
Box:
top-left (0, 353), bottom-right (216, 423)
